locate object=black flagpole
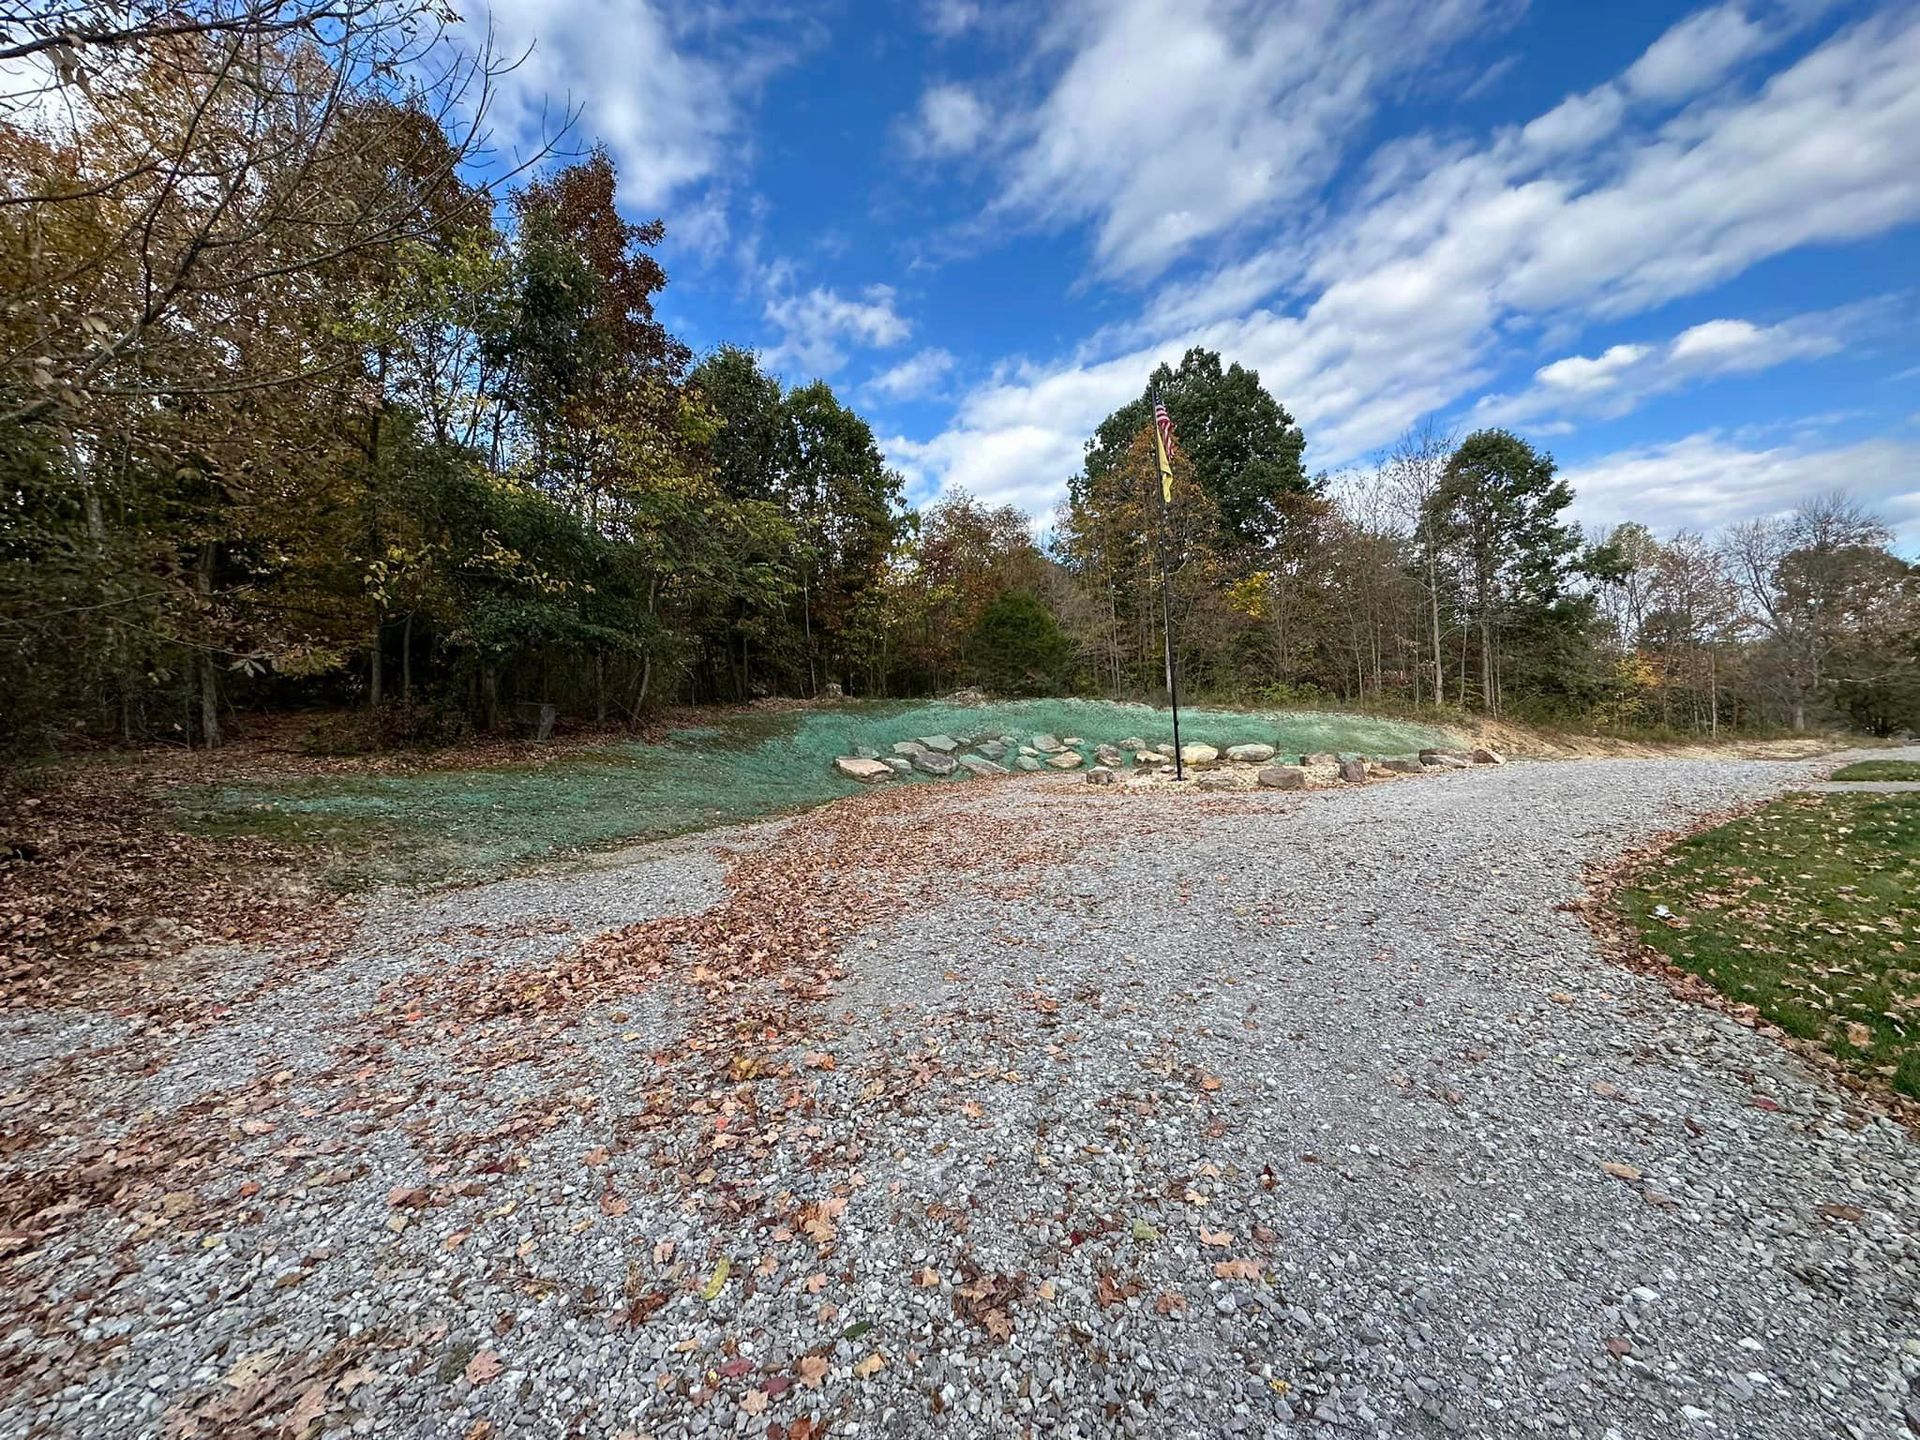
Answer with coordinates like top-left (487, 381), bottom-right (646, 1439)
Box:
top-left (1155, 393), bottom-right (1185, 781)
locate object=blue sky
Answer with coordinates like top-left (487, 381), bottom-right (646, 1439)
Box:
top-left (470, 0), bottom-right (1920, 545)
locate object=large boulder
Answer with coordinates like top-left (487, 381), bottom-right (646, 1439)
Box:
top-left (956, 754), bottom-right (1007, 777)
top-left (1119, 736), bottom-right (1147, 751)
top-left (1180, 743), bottom-right (1220, 767)
top-left (1338, 758), bottom-right (1368, 784)
top-left (912, 751), bottom-right (958, 776)
top-left (883, 756), bottom-right (913, 774)
top-left (1063, 735), bottom-right (1086, 746)
top-left (1196, 771), bottom-right (1239, 791)
top-left (917, 734), bottom-right (961, 754)
top-left (974, 740), bottom-right (1008, 760)
top-left (1471, 747), bottom-right (1506, 765)
top-left (1045, 751), bottom-right (1085, 770)
top-left (1085, 766), bottom-right (1118, 786)
top-left (1419, 747), bottom-right (1472, 767)
top-left (1379, 757), bottom-right (1424, 774)
top-left (1257, 765), bottom-right (1307, 790)
top-left (1225, 742), bottom-right (1276, 764)
top-left (1031, 734), bottom-right (1066, 754)
top-left (1301, 752), bottom-right (1338, 767)
top-left (852, 745), bottom-right (880, 760)
top-left (1133, 750), bottom-right (1164, 766)
top-left (834, 756), bottom-right (894, 783)
top-left (1015, 755), bottom-right (1043, 772)
top-left (892, 740), bottom-right (927, 757)
top-left (1094, 743), bottom-right (1125, 767)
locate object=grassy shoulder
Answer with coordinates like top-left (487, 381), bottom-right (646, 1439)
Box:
top-left (1618, 793), bottom-right (1919, 1100)
top-left (1830, 760), bottom-right (1920, 782)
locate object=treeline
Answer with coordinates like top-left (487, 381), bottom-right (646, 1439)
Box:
top-left (3, 3), bottom-right (1916, 756)
top-left (1057, 351), bottom-right (1919, 735)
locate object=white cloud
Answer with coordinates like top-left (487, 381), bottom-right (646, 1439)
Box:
top-left (1474, 308), bottom-right (1853, 426)
top-left (1624, 4), bottom-right (1772, 101)
top-left (761, 284), bottom-right (912, 378)
top-left (464, 0), bottom-right (799, 228)
top-left (991, 0), bottom-right (1520, 280)
top-left (896, 7), bottom-right (1920, 510)
top-left (905, 83), bottom-right (993, 157)
top-left (866, 348), bottom-right (957, 402)
top-left (1561, 433), bottom-right (1920, 547)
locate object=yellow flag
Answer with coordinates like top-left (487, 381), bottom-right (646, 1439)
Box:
top-left (1152, 401), bottom-right (1176, 504)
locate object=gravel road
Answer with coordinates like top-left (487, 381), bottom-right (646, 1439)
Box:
top-left (2, 753), bottom-right (1915, 1440)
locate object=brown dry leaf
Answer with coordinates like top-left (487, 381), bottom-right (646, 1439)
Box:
top-left (1198, 1074), bottom-right (1223, 1092)
top-left (1198, 1226), bottom-right (1232, 1247)
top-left (916, 1267), bottom-right (940, 1287)
top-left (853, 1352), bottom-right (886, 1379)
top-left (599, 1189), bottom-right (630, 1217)
top-left (1549, 992), bottom-right (1576, 1006)
top-left (802, 1051), bottom-right (836, 1070)
top-left (805, 1272), bottom-right (828, 1293)
top-left (741, 1389), bottom-right (769, 1416)
top-left (1154, 1292), bottom-right (1189, 1315)
top-left (464, 1350), bottom-right (503, 1385)
top-left (1212, 1258), bottom-right (1262, 1281)
top-left (387, 1186), bottom-right (429, 1209)
top-left (795, 1354), bottom-right (829, 1390)
top-left (583, 1147), bottom-right (609, 1166)
top-left (1843, 1021), bottom-right (1873, 1048)
top-left (653, 1239), bottom-right (675, 1264)
top-left (1818, 1202), bottom-right (1865, 1223)
top-left (1601, 1161), bottom-right (1642, 1182)
top-left (1591, 1081), bottom-right (1620, 1098)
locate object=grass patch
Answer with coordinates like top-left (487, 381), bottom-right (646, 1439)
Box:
top-left (1619, 793), bottom-right (1920, 1099)
top-left (1829, 760), bottom-right (1920, 782)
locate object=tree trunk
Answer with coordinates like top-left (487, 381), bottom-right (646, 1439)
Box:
top-left (196, 541), bottom-right (221, 749)
top-left (401, 613), bottom-right (413, 702)
top-left (369, 613), bottom-right (383, 708)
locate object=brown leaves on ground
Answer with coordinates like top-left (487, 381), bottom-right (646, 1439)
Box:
top-left (793, 1354), bottom-right (829, 1389)
top-left (463, 1350), bottom-right (503, 1385)
top-left (0, 758), bottom-right (345, 1014)
top-left (953, 1263), bottom-right (1024, 1341)
top-left (1212, 1258), bottom-right (1263, 1281)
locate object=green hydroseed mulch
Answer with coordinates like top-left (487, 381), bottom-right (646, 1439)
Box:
top-left (176, 699), bottom-right (1456, 887)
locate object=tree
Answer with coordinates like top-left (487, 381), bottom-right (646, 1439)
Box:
top-left (966, 592), bottom-right (1074, 696)
top-left (1425, 429), bottom-right (1581, 713)
top-left (1081, 348), bottom-right (1308, 556)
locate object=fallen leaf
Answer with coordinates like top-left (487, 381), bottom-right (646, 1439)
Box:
top-left (853, 1352), bottom-right (885, 1379)
top-left (583, 1147), bottom-right (609, 1166)
top-left (741, 1390), bottom-right (769, 1415)
top-left (795, 1354), bottom-right (829, 1389)
top-left (1153, 1292), bottom-right (1188, 1315)
top-left (653, 1239), bottom-right (675, 1264)
top-left (1817, 1202), bottom-right (1864, 1223)
top-left (805, 1272), bottom-right (828, 1293)
top-left (1601, 1161), bottom-right (1641, 1182)
top-left (599, 1189), bottom-right (629, 1217)
top-left (464, 1350), bottom-right (503, 1385)
top-left (1212, 1258), bottom-right (1261, 1281)
top-left (1198, 1074), bottom-right (1222, 1092)
top-left (802, 1051), bottom-right (835, 1070)
top-left (916, 1267), bottom-right (939, 1287)
top-left (387, 1186), bottom-right (429, 1210)
top-left (1198, 1226), bottom-right (1232, 1247)
top-left (700, 1257), bottom-right (731, 1301)
top-left (1843, 1021), bottom-right (1873, 1049)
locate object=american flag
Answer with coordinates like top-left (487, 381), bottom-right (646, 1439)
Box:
top-left (1152, 399), bottom-right (1177, 503)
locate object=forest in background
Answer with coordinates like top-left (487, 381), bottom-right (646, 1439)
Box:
top-left (4, 0), bottom-right (1917, 761)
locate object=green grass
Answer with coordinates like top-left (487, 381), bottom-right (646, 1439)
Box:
top-left (1619, 793), bottom-right (1920, 1099)
top-left (175, 699), bottom-right (1457, 889)
top-left (1829, 760), bottom-right (1920, 782)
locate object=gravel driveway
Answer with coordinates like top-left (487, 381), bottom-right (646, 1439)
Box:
top-left (2, 754), bottom-right (1915, 1440)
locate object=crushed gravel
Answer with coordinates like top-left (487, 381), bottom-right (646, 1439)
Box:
top-left (1, 752), bottom-right (1915, 1440)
